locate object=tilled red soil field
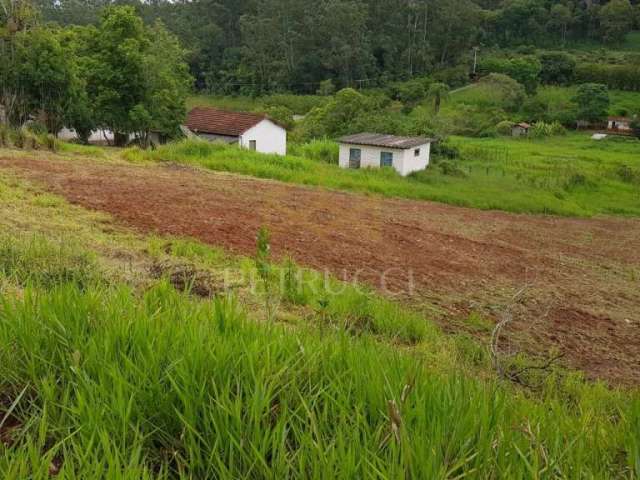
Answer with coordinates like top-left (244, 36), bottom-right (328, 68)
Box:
top-left (2, 155), bottom-right (640, 384)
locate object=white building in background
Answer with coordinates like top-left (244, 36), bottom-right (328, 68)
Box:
top-left (185, 107), bottom-right (287, 155)
top-left (607, 116), bottom-right (633, 134)
top-left (338, 133), bottom-right (433, 177)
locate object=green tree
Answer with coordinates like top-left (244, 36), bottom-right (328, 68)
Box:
top-left (599, 0), bottom-right (634, 44)
top-left (572, 83), bottom-right (610, 123)
top-left (0, 0), bottom-right (39, 124)
top-left (480, 73), bottom-right (526, 112)
top-left (539, 52), bottom-right (576, 85)
top-left (57, 24), bottom-right (97, 142)
top-left (88, 6), bottom-right (148, 145)
top-left (494, 0), bottom-right (548, 45)
top-left (85, 7), bottom-right (190, 146)
top-left (480, 57), bottom-right (541, 95)
top-left (427, 82), bottom-right (450, 114)
top-left (317, 79), bottom-right (336, 96)
top-left (136, 20), bottom-right (192, 145)
top-left (547, 4), bottom-right (572, 44)
top-left (11, 27), bottom-right (77, 131)
top-left (316, 0), bottom-right (373, 87)
top-left (300, 88), bottom-right (375, 138)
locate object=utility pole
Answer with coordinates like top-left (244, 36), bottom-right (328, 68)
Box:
top-left (472, 46), bottom-right (480, 76)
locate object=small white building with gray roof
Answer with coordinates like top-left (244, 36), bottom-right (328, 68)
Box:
top-left (338, 133), bottom-right (433, 177)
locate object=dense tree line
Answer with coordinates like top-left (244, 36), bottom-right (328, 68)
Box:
top-left (29, 0), bottom-right (640, 94)
top-left (1, 1), bottom-right (191, 144)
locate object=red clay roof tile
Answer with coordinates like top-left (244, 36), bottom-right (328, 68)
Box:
top-left (185, 107), bottom-right (267, 136)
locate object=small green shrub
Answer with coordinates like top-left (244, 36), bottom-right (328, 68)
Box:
top-left (11, 128), bottom-right (40, 150)
top-left (530, 121), bottom-right (567, 138)
top-left (25, 121), bottom-right (47, 136)
top-left (431, 140), bottom-right (460, 160)
top-left (42, 133), bottom-right (59, 152)
top-left (11, 128), bottom-right (26, 148)
top-left (496, 120), bottom-right (515, 136)
top-left (0, 124), bottom-right (9, 147)
top-left (438, 160), bottom-right (467, 177)
top-left (263, 105), bottom-right (294, 130)
top-left (616, 165), bottom-right (640, 184)
top-left (563, 173), bottom-right (590, 191)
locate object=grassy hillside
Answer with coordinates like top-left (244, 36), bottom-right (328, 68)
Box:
top-left (1, 163), bottom-right (639, 478)
top-left (125, 133), bottom-right (640, 217)
top-left (187, 94), bottom-right (326, 115)
top-left (445, 84), bottom-right (640, 119)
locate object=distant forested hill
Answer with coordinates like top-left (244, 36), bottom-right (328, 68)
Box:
top-left (28, 0), bottom-right (640, 93)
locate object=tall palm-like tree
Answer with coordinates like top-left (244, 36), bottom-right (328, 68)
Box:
top-left (427, 82), bottom-right (450, 114)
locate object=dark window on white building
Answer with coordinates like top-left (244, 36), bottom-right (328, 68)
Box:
top-left (380, 151), bottom-right (393, 167)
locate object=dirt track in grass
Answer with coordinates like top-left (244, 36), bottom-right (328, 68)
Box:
top-left (2, 154), bottom-right (639, 385)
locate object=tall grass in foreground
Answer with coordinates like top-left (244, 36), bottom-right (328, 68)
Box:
top-left (0, 235), bottom-right (99, 289)
top-left (1, 282), bottom-right (639, 478)
top-left (288, 138), bottom-right (339, 164)
top-left (123, 136), bottom-right (640, 217)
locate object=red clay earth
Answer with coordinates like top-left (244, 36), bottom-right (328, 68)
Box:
top-left (2, 155), bottom-right (639, 385)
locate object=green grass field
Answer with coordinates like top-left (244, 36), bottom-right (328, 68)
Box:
top-left (447, 84), bottom-right (640, 118)
top-left (125, 133), bottom-right (640, 217)
top-left (1, 166), bottom-right (639, 478)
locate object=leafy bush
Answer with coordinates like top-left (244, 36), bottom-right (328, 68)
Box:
top-left (572, 83), bottom-right (610, 123)
top-left (530, 121), bottom-right (567, 138)
top-left (25, 121), bottom-right (48, 135)
top-left (386, 77), bottom-right (431, 106)
top-left (316, 79), bottom-right (336, 97)
top-left (438, 160), bottom-right (467, 177)
top-left (298, 88), bottom-right (397, 140)
top-left (263, 105), bottom-right (295, 130)
top-left (479, 57), bottom-right (541, 95)
top-left (10, 128), bottom-right (38, 149)
top-left (432, 66), bottom-right (469, 88)
top-left (496, 120), bottom-right (515, 136)
top-left (431, 140), bottom-right (459, 159)
top-left (478, 74), bottom-right (526, 112)
top-left (539, 52), bottom-right (576, 85)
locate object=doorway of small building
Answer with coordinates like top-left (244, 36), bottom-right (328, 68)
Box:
top-left (349, 148), bottom-right (361, 169)
top-left (380, 151), bottom-right (393, 167)
top-left (249, 140), bottom-right (257, 150)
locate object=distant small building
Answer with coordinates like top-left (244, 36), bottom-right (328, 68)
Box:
top-left (512, 122), bottom-right (531, 137)
top-left (185, 107), bottom-right (287, 155)
top-left (607, 116), bottom-right (633, 134)
top-left (338, 133), bottom-right (433, 177)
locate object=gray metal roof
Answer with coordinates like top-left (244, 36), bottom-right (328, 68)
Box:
top-left (339, 133), bottom-right (433, 149)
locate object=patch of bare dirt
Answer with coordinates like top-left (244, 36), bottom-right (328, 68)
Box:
top-left (149, 260), bottom-right (221, 298)
top-left (2, 155), bottom-right (639, 385)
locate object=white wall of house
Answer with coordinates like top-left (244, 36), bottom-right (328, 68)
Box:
top-left (239, 119), bottom-right (287, 155)
top-left (338, 142), bottom-right (430, 176)
top-left (608, 119), bottom-right (632, 132)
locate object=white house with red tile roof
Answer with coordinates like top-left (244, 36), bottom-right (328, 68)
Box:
top-left (185, 107), bottom-right (287, 155)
